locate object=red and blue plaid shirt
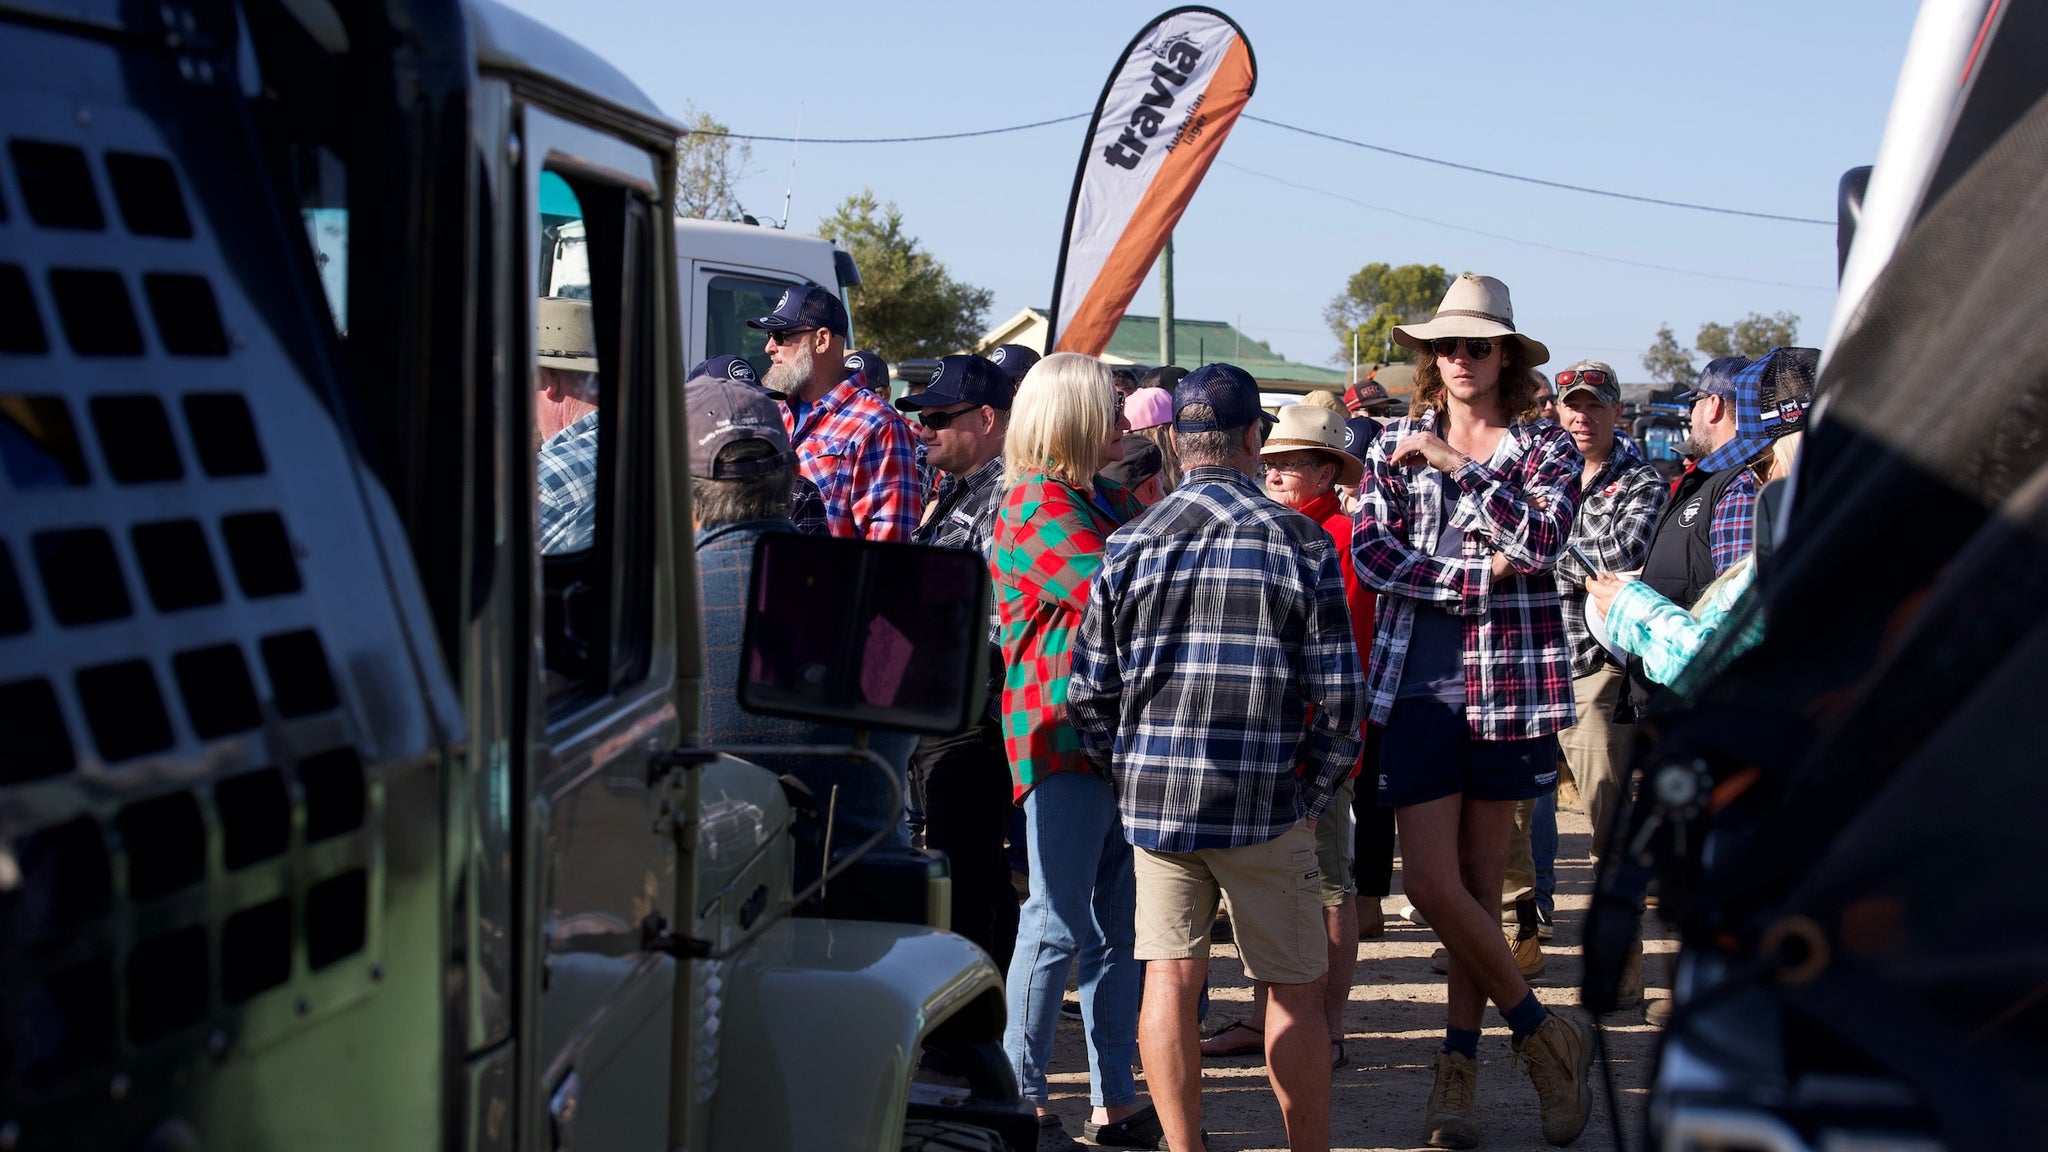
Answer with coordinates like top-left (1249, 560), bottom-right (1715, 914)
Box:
top-left (782, 372), bottom-right (921, 542)
top-left (1353, 410), bottom-right (1584, 741)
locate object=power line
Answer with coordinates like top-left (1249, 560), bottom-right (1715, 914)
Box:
top-left (694, 109), bottom-right (1834, 227)
top-left (1240, 115), bottom-right (1831, 226)
top-left (690, 112), bottom-right (1090, 144)
top-left (1216, 161), bottom-right (1834, 292)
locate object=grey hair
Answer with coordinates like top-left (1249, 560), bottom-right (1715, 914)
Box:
top-left (692, 440), bottom-right (792, 527)
top-left (1171, 405), bottom-right (1239, 469)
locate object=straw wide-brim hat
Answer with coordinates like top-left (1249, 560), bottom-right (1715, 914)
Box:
top-left (537, 296), bottom-right (597, 370)
top-left (1391, 273), bottom-right (1550, 367)
top-left (1260, 404), bottom-right (1364, 487)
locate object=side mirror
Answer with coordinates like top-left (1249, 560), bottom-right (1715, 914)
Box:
top-left (738, 533), bottom-right (991, 735)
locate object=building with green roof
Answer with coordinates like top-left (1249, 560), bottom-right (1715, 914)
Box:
top-left (979, 307), bottom-right (1351, 396)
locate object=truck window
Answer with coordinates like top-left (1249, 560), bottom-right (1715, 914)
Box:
top-left (704, 273), bottom-right (801, 382)
top-left (535, 169), bottom-right (655, 714)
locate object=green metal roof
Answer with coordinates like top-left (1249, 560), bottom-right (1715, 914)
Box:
top-left (1098, 313), bottom-right (1348, 385)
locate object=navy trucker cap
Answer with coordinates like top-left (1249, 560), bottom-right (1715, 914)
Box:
top-left (896, 354), bottom-right (1014, 411)
top-left (745, 284), bottom-right (849, 339)
top-left (1173, 363), bottom-right (1271, 432)
top-left (986, 343), bottom-right (1041, 384)
top-left (845, 349), bottom-right (891, 393)
top-left (1675, 355), bottom-right (1753, 404)
top-left (689, 354), bottom-right (762, 388)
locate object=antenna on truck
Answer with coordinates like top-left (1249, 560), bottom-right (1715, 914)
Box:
top-left (780, 106), bottom-right (801, 230)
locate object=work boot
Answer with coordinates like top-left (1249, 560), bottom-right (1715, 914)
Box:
top-left (1613, 940), bottom-right (1644, 1010)
top-left (1646, 998), bottom-right (1672, 1027)
top-left (1511, 934), bottom-right (1547, 979)
top-left (1424, 1050), bottom-right (1481, 1149)
top-left (1512, 1015), bottom-right (1593, 1146)
top-left (1360, 897), bottom-right (1387, 940)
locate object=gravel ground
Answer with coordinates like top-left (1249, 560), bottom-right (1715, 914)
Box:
top-left (1039, 802), bottom-right (1672, 1152)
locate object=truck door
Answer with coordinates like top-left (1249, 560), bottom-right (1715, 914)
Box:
top-left (516, 106), bottom-right (678, 1151)
top-left (692, 264), bottom-right (810, 382)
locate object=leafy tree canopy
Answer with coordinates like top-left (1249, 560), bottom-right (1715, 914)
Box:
top-left (819, 190), bottom-right (993, 361)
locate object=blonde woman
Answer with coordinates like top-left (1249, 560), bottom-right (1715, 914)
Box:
top-left (992, 353), bottom-right (1156, 1149)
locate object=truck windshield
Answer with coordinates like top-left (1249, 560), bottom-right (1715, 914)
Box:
top-left (705, 273), bottom-right (800, 382)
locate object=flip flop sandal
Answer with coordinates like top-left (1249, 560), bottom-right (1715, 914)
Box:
top-left (1083, 1104), bottom-right (1166, 1149)
top-left (1197, 1019), bottom-right (1264, 1058)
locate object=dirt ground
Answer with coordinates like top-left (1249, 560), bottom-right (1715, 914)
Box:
top-left (1039, 801), bottom-right (1672, 1152)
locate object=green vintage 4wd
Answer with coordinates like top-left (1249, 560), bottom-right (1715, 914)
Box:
top-left (0, 1), bottom-right (1027, 1148)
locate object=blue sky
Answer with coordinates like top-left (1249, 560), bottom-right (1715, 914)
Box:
top-left (498, 0), bottom-right (1919, 376)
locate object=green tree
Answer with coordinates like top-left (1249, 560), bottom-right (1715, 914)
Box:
top-left (1324, 262), bottom-right (1450, 365)
top-left (1642, 323), bottom-right (1698, 389)
top-left (819, 190), bottom-right (993, 361)
top-left (675, 103), bottom-right (752, 221)
top-left (1696, 311), bottom-right (1799, 360)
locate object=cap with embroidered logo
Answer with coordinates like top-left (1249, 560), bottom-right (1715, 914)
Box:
top-left (745, 284), bottom-right (849, 339)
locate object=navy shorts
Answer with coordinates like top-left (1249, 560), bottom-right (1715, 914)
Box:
top-left (1377, 698), bottom-right (1559, 808)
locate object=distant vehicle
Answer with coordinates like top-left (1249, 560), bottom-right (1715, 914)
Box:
top-left (1630, 401), bottom-right (1692, 481)
top-left (0, 1), bottom-right (1025, 1150)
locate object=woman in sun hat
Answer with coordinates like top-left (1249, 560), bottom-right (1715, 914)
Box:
top-left (1352, 273), bottom-right (1595, 1148)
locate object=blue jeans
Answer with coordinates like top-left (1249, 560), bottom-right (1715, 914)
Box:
top-left (1003, 771), bottom-right (1138, 1107)
top-left (1532, 786), bottom-right (1557, 917)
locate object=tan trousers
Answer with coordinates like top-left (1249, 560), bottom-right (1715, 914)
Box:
top-left (1505, 664), bottom-right (1633, 894)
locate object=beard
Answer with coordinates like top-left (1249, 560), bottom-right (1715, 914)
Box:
top-left (763, 340), bottom-right (815, 398)
top-left (1680, 431), bottom-right (1714, 458)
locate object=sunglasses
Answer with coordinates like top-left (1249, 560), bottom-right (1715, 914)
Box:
top-left (763, 326), bottom-right (818, 346)
top-left (917, 405), bottom-right (982, 431)
top-left (1554, 368), bottom-right (1610, 388)
top-left (1429, 337), bottom-right (1495, 361)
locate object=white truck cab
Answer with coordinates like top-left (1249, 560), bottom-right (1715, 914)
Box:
top-left (674, 218), bottom-right (862, 381)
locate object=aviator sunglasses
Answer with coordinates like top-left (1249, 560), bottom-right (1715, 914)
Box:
top-left (1429, 336), bottom-right (1495, 361)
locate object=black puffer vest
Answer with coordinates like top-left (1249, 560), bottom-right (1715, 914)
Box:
top-left (1616, 463), bottom-right (1750, 720)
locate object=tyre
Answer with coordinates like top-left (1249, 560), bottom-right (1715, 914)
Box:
top-left (900, 1118), bottom-right (1007, 1152)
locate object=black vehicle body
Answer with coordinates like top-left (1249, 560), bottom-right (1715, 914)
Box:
top-left (1593, 2), bottom-right (2048, 1149)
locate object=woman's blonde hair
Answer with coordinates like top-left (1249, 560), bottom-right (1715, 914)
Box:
top-left (1764, 431), bottom-right (1803, 484)
top-left (1004, 352), bottom-right (1118, 490)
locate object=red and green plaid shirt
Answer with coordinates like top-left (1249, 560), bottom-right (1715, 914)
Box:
top-left (992, 469), bottom-right (1145, 800)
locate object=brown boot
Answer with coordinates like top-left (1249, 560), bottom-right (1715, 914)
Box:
top-left (1613, 940), bottom-right (1644, 1010)
top-left (1512, 934), bottom-right (1547, 979)
top-left (1512, 1014), bottom-right (1593, 1146)
top-left (1424, 1050), bottom-right (1480, 1149)
top-left (1360, 897), bottom-right (1387, 940)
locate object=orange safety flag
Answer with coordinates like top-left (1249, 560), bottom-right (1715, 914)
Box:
top-left (1046, 8), bottom-right (1256, 356)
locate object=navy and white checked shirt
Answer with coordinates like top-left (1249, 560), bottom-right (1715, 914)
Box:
top-left (913, 454), bottom-right (1004, 557)
top-left (1353, 410), bottom-right (1583, 740)
top-left (537, 411), bottom-right (599, 555)
top-left (1708, 469), bottom-right (1758, 575)
top-left (1069, 466), bottom-right (1366, 853)
top-left (1552, 433), bottom-right (1668, 677)
top-left (790, 474), bottom-right (830, 537)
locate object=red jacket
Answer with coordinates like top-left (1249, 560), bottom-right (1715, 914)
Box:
top-left (1300, 490), bottom-right (1375, 777)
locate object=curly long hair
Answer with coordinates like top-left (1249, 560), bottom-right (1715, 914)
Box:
top-left (1408, 340), bottom-right (1542, 422)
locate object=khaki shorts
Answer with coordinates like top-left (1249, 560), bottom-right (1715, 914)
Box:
top-left (1133, 821), bottom-right (1326, 985)
top-left (1314, 779), bottom-right (1357, 907)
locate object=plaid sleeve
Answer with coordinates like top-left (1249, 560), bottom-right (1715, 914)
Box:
top-left (1709, 470), bottom-right (1758, 574)
top-left (1067, 545), bottom-right (1126, 769)
top-left (1458, 424), bottom-right (1582, 576)
top-left (848, 410), bottom-right (923, 543)
top-left (1001, 479), bottom-right (1111, 614)
top-left (1295, 542), bottom-right (1367, 819)
top-left (1555, 463), bottom-right (1668, 589)
top-left (1606, 558), bottom-right (1756, 686)
top-left (1352, 433), bottom-right (1483, 609)
top-left (790, 475), bottom-right (831, 536)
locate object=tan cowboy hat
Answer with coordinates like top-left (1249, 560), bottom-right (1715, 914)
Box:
top-left (1260, 404), bottom-right (1364, 486)
top-left (1391, 273), bottom-right (1551, 367)
top-left (537, 296), bottom-right (597, 370)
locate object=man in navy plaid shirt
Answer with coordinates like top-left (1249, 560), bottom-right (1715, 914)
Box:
top-left (1070, 364), bottom-right (1363, 1152)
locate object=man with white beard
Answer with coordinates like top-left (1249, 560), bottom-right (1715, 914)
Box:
top-left (748, 286), bottom-right (921, 541)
